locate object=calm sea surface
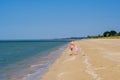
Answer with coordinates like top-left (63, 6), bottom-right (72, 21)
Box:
top-left (0, 40), bottom-right (69, 80)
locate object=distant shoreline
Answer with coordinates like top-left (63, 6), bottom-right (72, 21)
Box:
top-left (0, 39), bottom-right (70, 42)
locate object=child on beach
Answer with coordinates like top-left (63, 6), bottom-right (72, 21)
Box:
top-left (74, 45), bottom-right (78, 54)
top-left (69, 41), bottom-right (78, 55)
top-left (69, 41), bottom-right (75, 55)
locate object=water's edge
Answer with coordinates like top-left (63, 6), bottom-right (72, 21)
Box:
top-left (22, 43), bottom-right (68, 80)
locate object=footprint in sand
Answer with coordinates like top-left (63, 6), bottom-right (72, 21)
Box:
top-left (94, 67), bottom-right (106, 71)
top-left (62, 56), bottom-right (76, 64)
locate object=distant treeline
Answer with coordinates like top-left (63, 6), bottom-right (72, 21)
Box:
top-left (62, 37), bottom-right (87, 40)
top-left (61, 30), bottom-right (120, 40)
top-left (88, 30), bottom-right (120, 38)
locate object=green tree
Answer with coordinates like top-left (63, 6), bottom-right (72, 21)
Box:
top-left (110, 30), bottom-right (117, 36)
top-left (103, 31), bottom-right (111, 37)
top-left (117, 32), bottom-right (120, 36)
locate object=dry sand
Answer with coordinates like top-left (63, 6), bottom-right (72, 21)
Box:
top-left (40, 39), bottom-right (120, 80)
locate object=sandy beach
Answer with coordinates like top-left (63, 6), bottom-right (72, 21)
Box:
top-left (40, 39), bottom-right (120, 80)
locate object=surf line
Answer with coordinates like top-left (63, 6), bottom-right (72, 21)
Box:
top-left (58, 72), bottom-right (64, 80)
top-left (80, 49), bottom-right (102, 80)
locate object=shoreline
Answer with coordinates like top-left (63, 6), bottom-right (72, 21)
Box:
top-left (40, 39), bottom-right (120, 80)
top-left (0, 42), bottom-right (69, 80)
top-left (22, 43), bottom-right (68, 80)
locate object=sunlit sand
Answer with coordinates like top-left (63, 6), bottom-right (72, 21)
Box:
top-left (40, 39), bottom-right (120, 80)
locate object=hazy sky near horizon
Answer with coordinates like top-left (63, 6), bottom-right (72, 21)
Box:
top-left (0, 0), bottom-right (120, 40)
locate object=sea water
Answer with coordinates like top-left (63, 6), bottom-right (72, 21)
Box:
top-left (0, 40), bottom-right (69, 80)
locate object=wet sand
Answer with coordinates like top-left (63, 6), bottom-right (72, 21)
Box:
top-left (40, 39), bottom-right (120, 80)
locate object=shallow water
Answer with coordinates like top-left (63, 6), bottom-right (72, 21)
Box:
top-left (0, 40), bottom-right (69, 80)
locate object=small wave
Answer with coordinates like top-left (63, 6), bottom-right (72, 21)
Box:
top-left (22, 44), bottom-right (68, 80)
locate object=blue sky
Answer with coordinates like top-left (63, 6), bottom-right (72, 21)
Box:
top-left (0, 0), bottom-right (120, 40)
